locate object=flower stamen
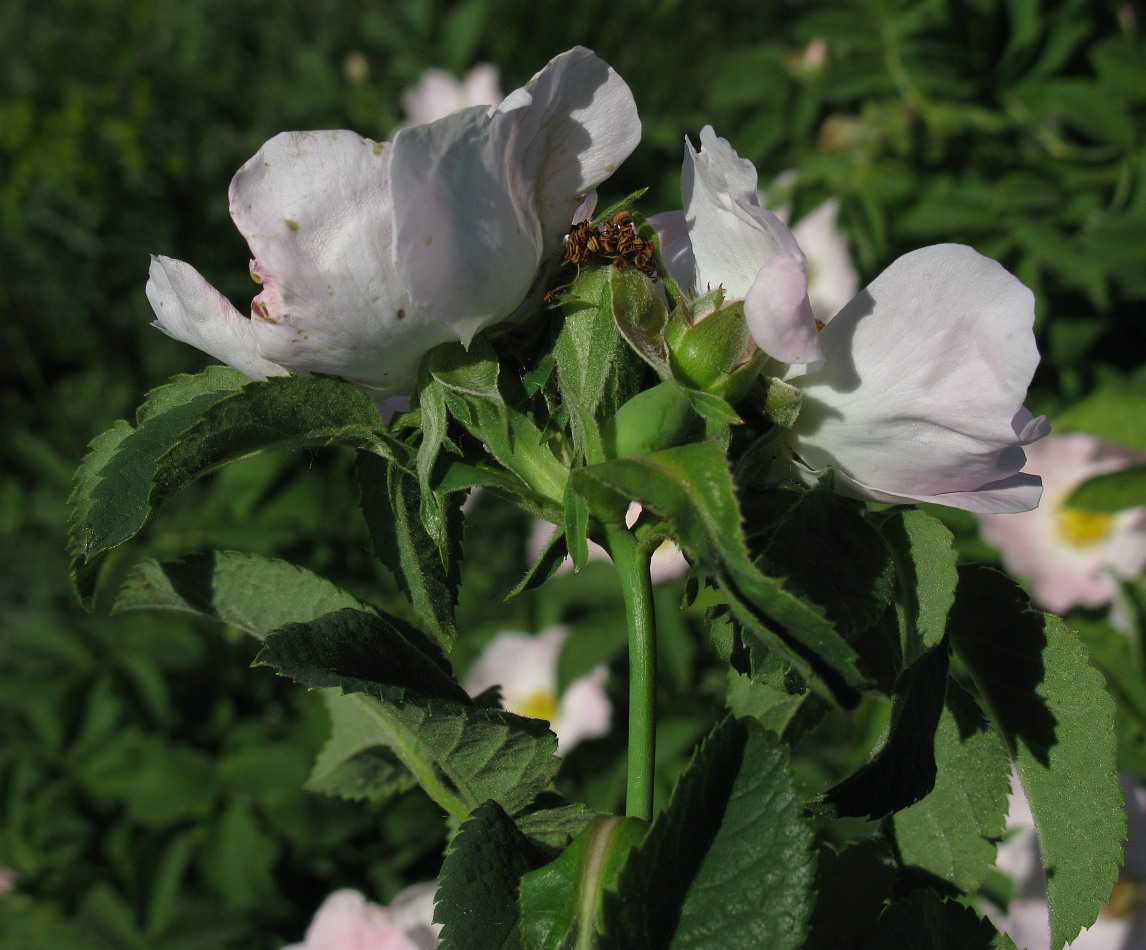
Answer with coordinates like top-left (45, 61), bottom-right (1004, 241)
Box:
top-left (1057, 506), bottom-right (1113, 548)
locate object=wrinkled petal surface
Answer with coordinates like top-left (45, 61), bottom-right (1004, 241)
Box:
top-left (392, 47), bottom-right (640, 345)
top-left (785, 244), bottom-right (1045, 512)
top-left (678, 127), bottom-right (820, 361)
top-left (978, 434), bottom-right (1146, 613)
top-left (231, 130), bottom-right (446, 393)
top-left (146, 256), bottom-right (287, 380)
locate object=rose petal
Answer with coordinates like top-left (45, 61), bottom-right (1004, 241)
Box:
top-left (786, 244), bottom-right (1043, 511)
top-left (743, 252), bottom-right (823, 363)
top-left (145, 256), bottom-right (287, 380)
top-left (647, 210), bottom-right (696, 293)
top-left (230, 130), bottom-right (441, 393)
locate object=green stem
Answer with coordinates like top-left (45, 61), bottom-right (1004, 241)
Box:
top-left (603, 523), bottom-right (657, 821)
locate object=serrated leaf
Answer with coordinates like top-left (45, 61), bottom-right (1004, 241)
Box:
top-left (357, 454), bottom-right (460, 649)
top-left (113, 550), bottom-right (367, 640)
top-left (605, 717), bottom-right (815, 948)
top-left (437, 800), bottom-right (546, 950)
top-left (805, 838), bottom-right (897, 948)
top-left (750, 475), bottom-right (894, 640)
top-left (68, 367), bottom-right (249, 600)
top-left (1066, 463), bottom-right (1146, 513)
top-left (513, 799), bottom-right (599, 853)
top-left (891, 680), bottom-right (1011, 893)
top-left (861, 890), bottom-right (1011, 948)
top-left (950, 567), bottom-right (1123, 948)
top-left (572, 443), bottom-right (865, 706)
top-left (257, 610), bottom-right (558, 819)
top-left (824, 644), bottom-right (949, 819)
top-left (875, 508), bottom-right (958, 657)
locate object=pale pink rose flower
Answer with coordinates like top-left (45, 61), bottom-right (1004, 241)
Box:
top-left (785, 200), bottom-right (859, 325)
top-left (0, 867), bottom-right (16, 896)
top-left (527, 503), bottom-right (688, 583)
top-left (990, 773), bottom-right (1146, 949)
top-left (401, 64), bottom-right (503, 126)
top-left (978, 434), bottom-right (1146, 617)
top-left (463, 628), bottom-right (611, 755)
top-left (284, 883), bottom-right (439, 950)
top-left (147, 48), bottom-right (640, 397)
top-left (652, 129), bottom-right (1048, 512)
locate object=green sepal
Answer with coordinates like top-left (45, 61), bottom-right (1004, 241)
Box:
top-left (668, 301), bottom-right (751, 392)
top-left (761, 377), bottom-right (803, 429)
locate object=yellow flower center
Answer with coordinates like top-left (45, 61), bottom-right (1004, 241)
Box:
top-left (513, 690), bottom-right (558, 724)
top-left (1057, 506), bottom-right (1114, 548)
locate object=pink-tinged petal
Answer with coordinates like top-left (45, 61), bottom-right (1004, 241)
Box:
top-left (790, 199), bottom-right (859, 324)
top-left (145, 256), bottom-right (287, 380)
top-left (786, 244), bottom-right (1044, 511)
top-left (683, 127), bottom-right (809, 302)
top-left (554, 665), bottom-right (612, 754)
top-left (284, 889), bottom-right (429, 950)
top-left (230, 130), bottom-right (443, 394)
top-left (400, 64), bottom-right (502, 126)
top-left (978, 433), bottom-right (1146, 613)
top-left (743, 252), bottom-right (823, 363)
top-left (391, 106), bottom-right (541, 345)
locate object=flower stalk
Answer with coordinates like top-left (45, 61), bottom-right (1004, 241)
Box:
top-left (603, 522), bottom-right (657, 822)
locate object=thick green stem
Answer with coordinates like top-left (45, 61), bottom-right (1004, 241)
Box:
top-left (603, 523), bottom-right (657, 821)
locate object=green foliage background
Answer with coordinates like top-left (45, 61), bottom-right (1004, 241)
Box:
top-left (2, 0), bottom-right (1144, 946)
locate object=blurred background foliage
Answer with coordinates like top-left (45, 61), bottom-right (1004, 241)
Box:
top-left (1, 0), bottom-right (1143, 945)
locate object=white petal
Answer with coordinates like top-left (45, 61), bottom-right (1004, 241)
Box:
top-left (648, 210), bottom-right (696, 293)
top-left (684, 127), bottom-right (806, 299)
top-left (145, 256), bottom-right (286, 380)
top-left (790, 199), bottom-right (859, 324)
top-left (786, 244), bottom-right (1043, 511)
top-left (743, 252), bottom-right (823, 363)
top-left (553, 665), bottom-right (612, 754)
top-left (506, 47), bottom-right (641, 257)
top-left (390, 106), bottom-right (542, 345)
top-left (230, 130), bottom-right (444, 393)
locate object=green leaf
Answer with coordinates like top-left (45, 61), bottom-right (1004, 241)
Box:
top-left (68, 366), bottom-right (249, 600)
top-left (437, 800), bottom-right (546, 950)
top-left (257, 609), bottom-right (558, 819)
top-left (824, 644), bottom-right (949, 819)
top-left (519, 816), bottom-right (645, 950)
top-left (608, 265), bottom-right (672, 377)
top-left (113, 550), bottom-right (367, 640)
top-left (749, 475), bottom-right (894, 640)
top-left (891, 681), bottom-right (1011, 893)
top-left (605, 718), bottom-right (815, 948)
top-left (572, 443), bottom-right (865, 706)
top-left (357, 454), bottom-right (460, 649)
top-left (805, 839), bottom-right (897, 948)
top-left (1066, 463), bottom-right (1146, 512)
top-left (199, 799), bottom-right (280, 910)
top-left (69, 371), bottom-right (397, 603)
top-left (875, 508), bottom-right (959, 657)
top-left (861, 890), bottom-right (1011, 948)
top-left (513, 800), bottom-right (599, 853)
top-left (950, 567), bottom-right (1123, 948)
top-left (1056, 376), bottom-right (1146, 453)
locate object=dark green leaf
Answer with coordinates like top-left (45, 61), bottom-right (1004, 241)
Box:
top-left (950, 567), bottom-right (1123, 948)
top-left (357, 454), bottom-right (461, 649)
top-left (891, 681), bottom-right (1011, 893)
top-left (605, 718), bottom-right (815, 948)
top-left (572, 443), bottom-right (865, 706)
top-left (861, 890), bottom-right (1010, 949)
top-left (437, 801), bottom-right (546, 950)
top-left (113, 550), bottom-right (367, 640)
